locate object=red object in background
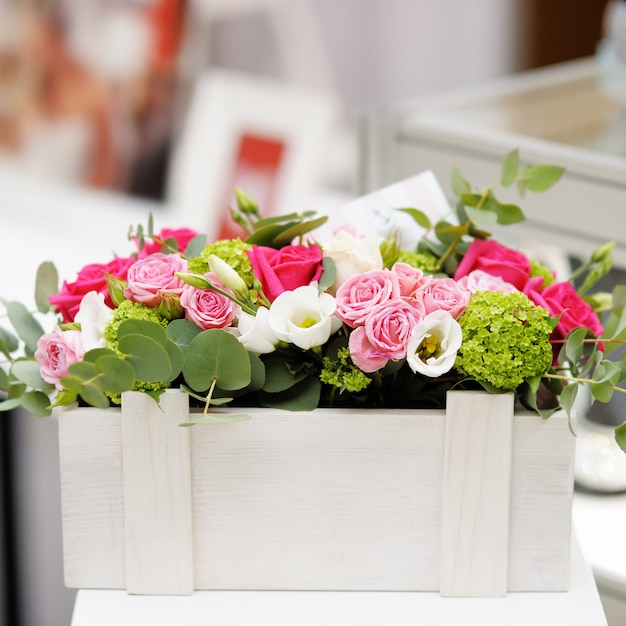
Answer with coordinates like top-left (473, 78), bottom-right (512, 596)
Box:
top-left (144, 0), bottom-right (187, 73)
top-left (217, 132), bottom-right (286, 240)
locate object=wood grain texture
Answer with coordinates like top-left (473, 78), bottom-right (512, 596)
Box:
top-left (121, 391), bottom-right (193, 595)
top-left (57, 390), bottom-right (573, 594)
top-left (440, 391), bottom-right (514, 597)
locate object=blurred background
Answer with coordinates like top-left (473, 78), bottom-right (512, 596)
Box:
top-left (0, 0), bottom-right (621, 624)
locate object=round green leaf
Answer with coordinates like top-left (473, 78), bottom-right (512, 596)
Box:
top-left (0, 398), bottom-right (23, 412)
top-left (118, 319), bottom-right (168, 343)
top-left (3, 300), bottom-right (45, 354)
top-left (20, 390), bottom-right (52, 417)
top-left (79, 383), bottom-right (111, 408)
top-left (259, 376), bottom-right (321, 411)
top-left (11, 359), bottom-right (51, 390)
top-left (0, 326), bottom-right (19, 356)
top-left (183, 329), bottom-right (251, 392)
top-left (35, 261), bottom-right (58, 314)
top-left (119, 334), bottom-right (172, 382)
top-left (262, 359), bottom-right (305, 393)
top-left (166, 319), bottom-right (202, 350)
top-left (94, 355), bottom-right (136, 394)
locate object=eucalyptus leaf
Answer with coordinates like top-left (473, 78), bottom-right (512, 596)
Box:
top-left (3, 300), bottom-right (45, 354)
top-left (20, 390), bottom-right (52, 417)
top-left (166, 319), bottom-right (202, 350)
top-left (164, 341), bottom-right (184, 382)
top-left (500, 148), bottom-right (519, 187)
top-left (67, 360), bottom-right (97, 381)
top-left (465, 205), bottom-right (498, 229)
top-left (183, 329), bottom-right (250, 392)
top-left (318, 257), bottom-right (336, 294)
top-left (559, 382), bottom-right (578, 417)
top-left (494, 203), bottom-right (525, 225)
top-left (396, 208), bottom-right (432, 230)
top-left (0, 398), bottom-right (23, 412)
top-left (185, 234), bottom-right (208, 259)
top-left (94, 355), bottom-right (136, 394)
top-left (451, 167), bottom-right (471, 196)
top-left (180, 412), bottom-right (251, 427)
top-left (565, 327), bottom-right (588, 363)
top-left (591, 380), bottom-right (615, 403)
top-left (35, 262), bottom-right (58, 313)
top-left (120, 335), bottom-right (172, 382)
top-left (259, 375), bottom-right (321, 411)
top-left (524, 164), bottom-right (565, 192)
top-left (79, 383), bottom-right (111, 408)
top-left (11, 359), bottom-right (50, 390)
top-left (616, 420), bottom-right (626, 453)
top-left (262, 359), bottom-right (306, 393)
top-left (0, 326), bottom-right (19, 357)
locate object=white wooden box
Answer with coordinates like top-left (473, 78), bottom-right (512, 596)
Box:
top-left (57, 389), bottom-right (575, 597)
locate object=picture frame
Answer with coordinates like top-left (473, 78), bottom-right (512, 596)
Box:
top-left (166, 69), bottom-right (338, 239)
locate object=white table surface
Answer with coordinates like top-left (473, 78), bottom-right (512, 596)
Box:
top-left (70, 536), bottom-right (606, 626)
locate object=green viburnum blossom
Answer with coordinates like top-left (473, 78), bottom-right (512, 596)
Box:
top-left (529, 259), bottom-right (556, 288)
top-left (188, 239), bottom-right (253, 283)
top-left (320, 346), bottom-right (371, 393)
top-left (455, 291), bottom-right (554, 391)
top-left (103, 300), bottom-right (170, 400)
top-left (396, 249), bottom-right (440, 274)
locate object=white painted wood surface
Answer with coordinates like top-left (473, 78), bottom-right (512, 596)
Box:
top-left (68, 537), bottom-right (608, 626)
top-left (121, 391), bottom-right (194, 595)
top-left (57, 390), bottom-right (575, 595)
top-left (440, 391), bottom-right (513, 597)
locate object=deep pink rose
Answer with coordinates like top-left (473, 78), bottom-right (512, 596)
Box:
top-left (137, 227), bottom-right (199, 258)
top-left (392, 262), bottom-right (432, 298)
top-left (457, 269), bottom-right (518, 294)
top-left (526, 279), bottom-right (604, 345)
top-left (246, 244), bottom-right (324, 302)
top-left (454, 239), bottom-right (531, 290)
top-left (416, 277), bottom-right (470, 319)
top-left (349, 297), bottom-right (426, 372)
top-left (335, 269), bottom-right (401, 328)
top-left (49, 256), bottom-right (136, 322)
top-left (180, 273), bottom-right (238, 330)
top-left (124, 253), bottom-right (187, 306)
top-left (34, 327), bottom-right (85, 389)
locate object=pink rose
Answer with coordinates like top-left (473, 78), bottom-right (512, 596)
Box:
top-left (124, 253), bottom-right (187, 306)
top-left (349, 297), bottom-right (426, 372)
top-left (137, 227), bottom-right (199, 258)
top-left (247, 244), bottom-right (324, 303)
top-left (35, 327), bottom-right (85, 388)
top-left (526, 279), bottom-right (604, 345)
top-left (180, 274), bottom-right (238, 330)
top-left (416, 277), bottom-right (470, 319)
top-left (335, 269), bottom-right (401, 328)
top-left (49, 256), bottom-right (136, 322)
top-left (454, 239), bottom-right (531, 290)
top-left (457, 269), bottom-right (519, 294)
top-left (392, 262), bottom-right (432, 298)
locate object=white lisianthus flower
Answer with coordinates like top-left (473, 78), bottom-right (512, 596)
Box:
top-left (235, 307), bottom-right (277, 354)
top-left (74, 291), bottom-right (114, 351)
top-left (406, 310), bottom-right (462, 377)
top-left (268, 285), bottom-right (342, 350)
top-left (208, 254), bottom-right (247, 294)
top-left (323, 229), bottom-right (383, 291)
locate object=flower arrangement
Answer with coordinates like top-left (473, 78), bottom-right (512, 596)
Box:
top-left (2, 150), bottom-right (626, 449)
